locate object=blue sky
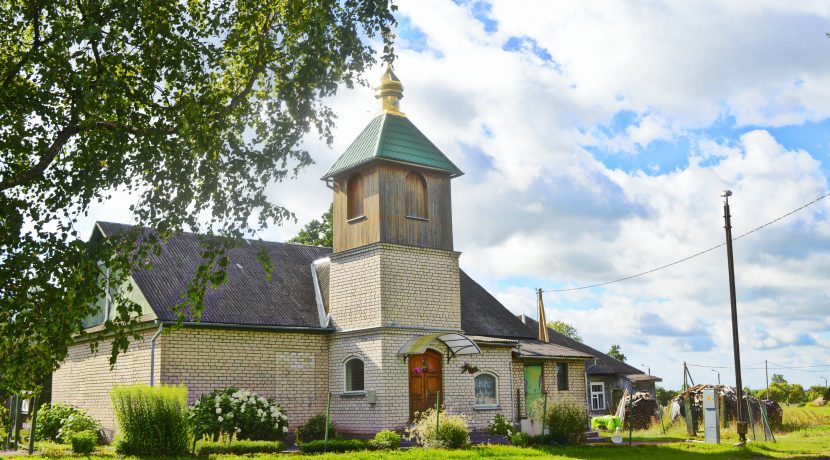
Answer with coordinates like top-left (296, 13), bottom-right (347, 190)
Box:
top-left (81, 1), bottom-right (830, 390)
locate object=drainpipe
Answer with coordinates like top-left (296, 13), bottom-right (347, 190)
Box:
top-left (149, 323), bottom-right (163, 386)
top-left (509, 359), bottom-right (515, 423)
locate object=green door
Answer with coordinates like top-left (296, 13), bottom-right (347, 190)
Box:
top-left (524, 364), bottom-right (543, 417)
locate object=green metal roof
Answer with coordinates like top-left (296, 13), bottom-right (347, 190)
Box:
top-left (322, 113), bottom-right (463, 179)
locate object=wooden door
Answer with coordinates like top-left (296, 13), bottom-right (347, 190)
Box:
top-left (524, 364), bottom-right (544, 417)
top-left (409, 349), bottom-right (443, 421)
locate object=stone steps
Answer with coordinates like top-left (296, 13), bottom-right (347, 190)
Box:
top-left (586, 430), bottom-right (608, 443)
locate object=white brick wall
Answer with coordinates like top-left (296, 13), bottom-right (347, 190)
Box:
top-left (52, 327), bottom-right (161, 434)
top-left (161, 328), bottom-right (330, 430)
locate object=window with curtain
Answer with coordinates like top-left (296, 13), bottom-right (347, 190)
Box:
top-left (590, 382), bottom-right (605, 410)
top-left (474, 373), bottom-right (497, 406)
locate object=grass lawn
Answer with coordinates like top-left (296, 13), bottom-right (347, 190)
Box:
top-left (4, 406), bottom-right (828, 460)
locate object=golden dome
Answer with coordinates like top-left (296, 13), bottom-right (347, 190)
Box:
top-left (376, 64), bottom-right (404, 116)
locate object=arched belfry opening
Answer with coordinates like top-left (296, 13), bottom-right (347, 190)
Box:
top-left (346, 173), bottom-right (364, 220)
top-left (405, 171), bottom-right (428, 219)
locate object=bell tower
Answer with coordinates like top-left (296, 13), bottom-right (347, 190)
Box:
top-left (323, 65), bottom-right (463, 254)
top-left (322, 66), bottom-right (464, 332)
top-left (323, 67), bottom-right (466, 432)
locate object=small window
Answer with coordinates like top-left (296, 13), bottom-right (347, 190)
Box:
top-left (405, 171), bottom-right (428, 219)
top-left (347, 173), bottom-right (364, 219)
top-left (556, 363), bottom-right (569, 391)
top-left (590, 382), bottom-right (606, 410)
top-left (474, 373), bottom-right (498, 406)
top-left (345, 357), bottom-right (364, 392)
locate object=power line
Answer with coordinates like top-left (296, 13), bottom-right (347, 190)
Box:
top-left (686, 362), bottom-right (830, 372)
top-left (686, 363), bottom-right (767, 370)
top-left (767, 362), bottom-right (830, 373)
top-left (544, 190), bottom-right (830, 292)
top-left (768, 362), bottom-right (830, 369)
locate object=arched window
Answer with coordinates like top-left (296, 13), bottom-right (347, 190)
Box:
top-left (405, 171), bottom-right (428, 219)
top-left (345, 357), bottom-right (365, 392)
top-left (346, 173), bottom-right (364, 219)
top-left (474, 373), bottom-right (498, 406)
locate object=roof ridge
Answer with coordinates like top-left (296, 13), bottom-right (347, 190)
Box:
top-left (97, 221), bottom-right (335, 251)
top-left (372, 112), bottom-right (389, 158)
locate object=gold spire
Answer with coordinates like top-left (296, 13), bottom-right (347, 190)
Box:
top-left (376, 63), bottom-right (404, 116)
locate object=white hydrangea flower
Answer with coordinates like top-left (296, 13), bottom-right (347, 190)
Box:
top-left (216, 407), bottom-right (222, 414)
top-left (227, 412), bottom-right (233, 419)
top-left (283, 426), bottom-right (288, 433)
top-left (218, 416), bottom-right (224, 422)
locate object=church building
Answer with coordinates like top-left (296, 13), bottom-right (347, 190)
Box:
top-left (52, 68), bottom-right (596, 437)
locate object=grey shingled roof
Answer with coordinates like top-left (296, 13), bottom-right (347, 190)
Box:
top-left (459, 271), bottom-right (539, 339)
top-left (94, 222), bottom-right (582, 363)
top-left (516, 315), bottom-right (653, 378)
top-left (97, 222), bottom-right (331, 328)
top-left (516, 339), bottom-right (593, 359)
top-left (627, 373), bottom-right (663, 383)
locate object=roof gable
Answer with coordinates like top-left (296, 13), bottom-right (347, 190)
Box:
top-left (322, 113), bottom-right (463, 179)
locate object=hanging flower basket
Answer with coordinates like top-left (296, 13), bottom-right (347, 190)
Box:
top-left (460, 362), bottom-right (479, 375)
top-left (412, 365), bottom-right (432, 375)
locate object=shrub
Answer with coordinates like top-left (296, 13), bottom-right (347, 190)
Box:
top-left (58, 412), bottom-right (101, 443)
top-left (69, 430), bottom-right (98, 454)
top-left (487, 413), bottom-right (514, 436)
top-left (298, 439), bottom-right (368, 453)
top-left (295, 414), bottom-right (337, 444)
top-left (39, 441), bottom-right (68, 458)
top-left (195, 440), bottom-right (284, 456)
top-left (34, 403), bottom-right (99, 443)
top-left (406, 408), bottom-right (470, 449)
top-left (0, 404), bottom-right (8, 442)
top-left (538, 402), bottom-right (588, 445)
top-left (510, 431), bottom-right (531, 447)
top-left (370, 430), bottom-right (401, 450)
top-left (111, 384), bottom-right (190, 456)
top-left (189, 388), bottom-right (288, 441)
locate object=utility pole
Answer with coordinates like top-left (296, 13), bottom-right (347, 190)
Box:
top-left (641, 364), bottom-right (650, 375)
top-left (711, 369), bottom-right (720, 385)
top-left (722, 190), bottom-right (747, 446)
top-left (765, 360), bottom-right (770, 400)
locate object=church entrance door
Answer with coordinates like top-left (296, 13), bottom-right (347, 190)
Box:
top-left (408, 349), bottom-right (443, 421)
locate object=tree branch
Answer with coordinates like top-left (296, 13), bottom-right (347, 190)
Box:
top-left (1, 5), bottom-right (49, 89)
top-left (223, 12), bottom-right (278, 114)
top-left (0, 123), bottom-right (80, 192)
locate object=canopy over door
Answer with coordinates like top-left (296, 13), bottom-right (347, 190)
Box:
top-left (398, 332), bottom-right (481, 363)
